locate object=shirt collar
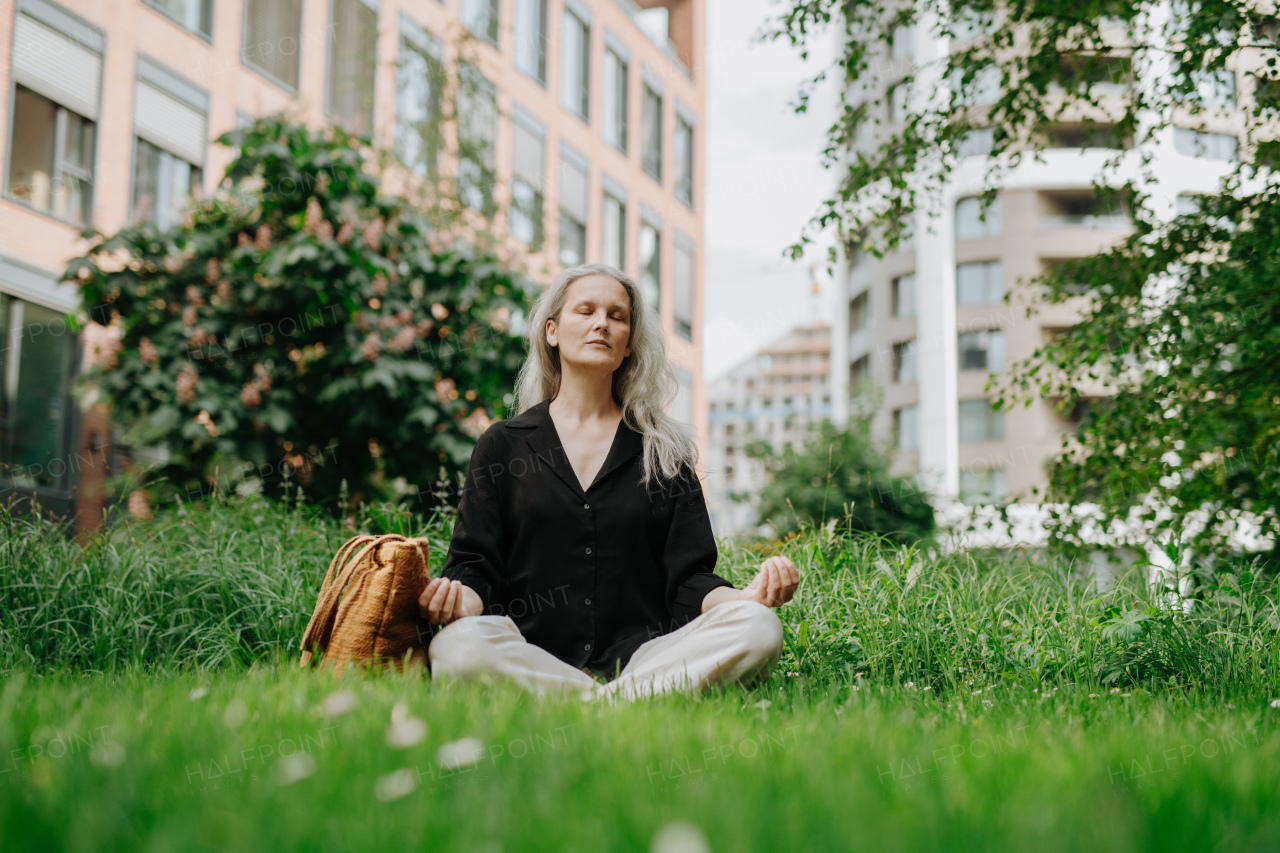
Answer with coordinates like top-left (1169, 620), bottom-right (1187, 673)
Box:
top-left (507, 399), bottom-right (644, 496)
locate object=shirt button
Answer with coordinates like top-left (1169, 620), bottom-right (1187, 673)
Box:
top-left (584, 643), bottom-right (592, 651)
top-left (585, 547), bottom-right (592, 554)
top-left (584, 503), bottom-right (590, 509)
top-left (584, 598), bottom-right (592, 605)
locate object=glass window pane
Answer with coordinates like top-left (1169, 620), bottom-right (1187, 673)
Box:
top-left (243, 0), bottom-right (303, 88)
top-left (8, 87), bottom-right (58, 213)
top-left (328, 0), bottom-right (377, 135)
top-left (956, 195), bottom-right (1002, 239)
top-left (559, 214), bottom-right (586, 266)
top-left (602, 50), bottom-right (628, 151)
top-left (514, 0), bottom-right (547, 82)
top-left (602, 194), bottom-right (625, 269)
top-left (957, 260), bottom-right (1002, 306)
top-left (396, 43), bottom-right (442, 178)
top-left (146, 0), bottom-right (213, 36)
top-left (509, 177), bottom-right (543, 248)
top-left (674, 118), bottom-right (693, 207)
top-left (639, 224), bottom-right (660, 311)
top-left (674, 240), bottom-right (694, 339)
top-left (463, 0), bottom-right (499, 45)
top-left (131, 137), bottom-right (162, 225)
top-left (10, 301), bottom-right (72, 489)
top-left (892, 273), bottom-right (916, 316)
top-left (641, 86), bottom-right (662, 180)
top-left (559, 11), bottom-right (589, 117)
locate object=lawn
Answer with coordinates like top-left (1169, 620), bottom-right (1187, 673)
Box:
top-left (1, 493), bottom-right (1278, 851)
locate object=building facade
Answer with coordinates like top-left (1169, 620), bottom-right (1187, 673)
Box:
top-left (0, 0), bottom-right (706, 531)
top-left (704, 323), bottom-right (830, 535)
top-left (828, 12), bottom-right (1240, 507)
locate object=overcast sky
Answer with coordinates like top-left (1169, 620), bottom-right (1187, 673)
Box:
top-left (701, 0), bottom-right (838, 380)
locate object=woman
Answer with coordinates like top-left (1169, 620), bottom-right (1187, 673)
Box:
top-left (418, 263), bottom-right (799, 701)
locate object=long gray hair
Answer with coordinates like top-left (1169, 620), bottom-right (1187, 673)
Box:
top-left (514, 263), bottom-right (698, 488)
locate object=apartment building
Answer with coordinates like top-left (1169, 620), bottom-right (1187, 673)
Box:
top-left (0, 0), bottom-right (706, 532)
top-left (704, 323), bottom-right (830, 535)
top-left (828, 13), bottom-right (1241, 507)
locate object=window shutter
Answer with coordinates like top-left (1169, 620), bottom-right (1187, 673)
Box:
top-left (512, 107), bottom-right (545, 189)
top-left (134, 60), bottom-right (210, 167)
top-left (11, 13), bottom-right (102, 119)
top-left (560, 162), bottom-right (588, 221)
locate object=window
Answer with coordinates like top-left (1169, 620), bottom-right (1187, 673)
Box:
top-left (243, 0), bottom-right (303, 89)
top-left (959, 469), bottom-right (1007, 504)
top-left (395, 28), bottom-right (444, 178)
top-left (1039, 191), bottom-right (1129, 227)
top-left (510, 108), bottom-right (546, 249)
top-left (641, 82), bottom-right (663, 181)
top-left (1048, 123), bottom-right (1127, 149)
top-left (602, 188), bottom-right (626, 269)
top-left (894, 405), bottom-right (920, 451)
top-left (892, 273), bottom-right (916, 317)
top-left (958, 329), bottom-right (1006, 371)
top-left (7, 86), bottom-right (95, 225)
top-left (955, 195), bottom-right (1002, 239)
top-left (850, 291), bottom-right (870, 332)
top-left (145, 0), bottom-right (213, 37)
top-left (602, 43), bottom-right (628, 152)
top-left (952, 7), bottom-right (997, 40)
top-left (639, 218), bottom-right (661, 311)
top-left (674, 234), bottom-right (695, 340)
top-left (559, 145), bottom-right (589, 266)
top-left (560, 5), bottom-right (590, 119)
top-left (514, 0), bottom-right (548, 84)
top-left (327, 0), bottom-right (377, 135)
top-left (1055, 55), bottom-right (1130, 97)
top-left (462, 0), bottom-right (499, 45)
top-left (958, 399), bottom-right (1004, 442)
top-left (457, 64), bottom-right (498, 217)
top-left (851, 355), bottom-right (870, 392)
top-left (956, 260), bottom-right (1002, 306)
top-left (0, 295), bottom-right (76, 492)
top-left (674, 113), bottom-right (694, 208)
top-left (949, 65), bottom-right (1000, 106)
top-left (1193, 68), bottom-right (1236, 108)
top-left (956, 127), bottom-right (995, 158)
top-left (893, 339), bottom-right (919, 383)
top-left (131, 138), bottom-right (202, 229)
top-left (1173, 127), bottom-right (1238, 161)
top-left (890, 24), bottom-right (914, 60)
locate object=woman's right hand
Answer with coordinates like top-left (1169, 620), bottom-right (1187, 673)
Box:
top-left (419, 577), bottom-right (484, 626)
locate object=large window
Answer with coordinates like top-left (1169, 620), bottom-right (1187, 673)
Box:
top-left (956, 260), bottom-right (1003, 306)
top-left (457, 64), bottom-right (498, 217)
top-left (462, 0), bottom-right (499, 46)
top-left (510, 107), bottom-right (546, 249)
top-left (514, 0), bottom-right (548, 83)
top-left (850, 291), bottom-right (870, 331)
top-left (7, 86), bottom-right (95, 226)
top-left (145, 0), bottom-right (213, 37)
top-left (639, 217), bottom-right (661, 312)
top-left (1173, 127), bottom-right (1239, 161)
top-left (131, 138), bottom-right (202, 229)
top-left (0, 295), bottom-right (75, 492)
top-left (673, 234), bottom-right (695, 340)
top-left (958, 399), bottom-right (1004, 442)
top-left (960, 469), bottom-right (1007, 504)
top-left (395, 28), bottom-right (444, 178)
top-left (674, 111), bottom-right (694, 208)
top-left (894, 405), bottom-right (920, 451)
top-left (243, 0), bottom-right (303, 89)
top-left (893, 339), bottom-right (919, 383)
top-left (892, 273), bottom-right (916, 317)
top-left (602, 43), bottom-right (629, 152)
top-left (602, 189), bottom-right (626, 270)
top-left (559, 145), bottom-right (589, 266)
top-left (641, 81), bottom-right (663, 181)
top-left (560, 5), bottom-right (590, 119)
top-left (958, 329), bottom-right (1006, 371)
top-left (327, 0), bottom-right (378, 135)
top-left (956, 195), bottom-right (1002, 239)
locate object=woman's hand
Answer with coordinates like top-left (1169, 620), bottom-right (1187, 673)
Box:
top-left (737, 556), bottom-right (799, 608)
top-left (419, 577), bottom-right (484, 626)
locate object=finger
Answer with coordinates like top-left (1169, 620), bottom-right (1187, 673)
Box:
top-left (764, 561), bottom-right (779, 605)
top-left (428, 578), bottom-right (452, 622)
top-left (443, 580), bottom-right (460, 622)
top-left (419, 577), bottom-right (441, 607)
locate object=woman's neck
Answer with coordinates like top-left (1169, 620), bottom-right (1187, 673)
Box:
top-left (551, 364), bottom-right (620, 423)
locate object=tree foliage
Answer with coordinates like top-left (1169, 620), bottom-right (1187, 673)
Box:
top-left (72, 117), bottom-right (530, 509)
top-left (770, 0), bottom-right (1280, 556)
top-left (745, 419), bottom-right (936, 543)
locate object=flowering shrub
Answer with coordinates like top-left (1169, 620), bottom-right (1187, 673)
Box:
top-left (72, 117), bottom-right (530, 509)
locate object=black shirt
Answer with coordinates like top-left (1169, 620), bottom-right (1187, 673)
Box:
top-left (439, 399), bottom-right (736, 679)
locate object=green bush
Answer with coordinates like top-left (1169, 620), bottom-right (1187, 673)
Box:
top-left (71, 117), bottom-right (529, 509)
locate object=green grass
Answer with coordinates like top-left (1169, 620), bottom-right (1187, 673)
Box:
top-left (1, 493), bottom-right (1278, 851)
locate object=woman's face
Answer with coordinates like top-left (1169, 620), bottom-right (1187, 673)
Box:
top-left (546, 274), bottom-right (633, 374)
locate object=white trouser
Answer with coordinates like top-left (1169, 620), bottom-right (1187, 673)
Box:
top-left (428, 599), bottom-right (785, 702)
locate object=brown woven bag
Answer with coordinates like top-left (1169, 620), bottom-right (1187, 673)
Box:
top-left (299, 534), bottom-right (435, 673)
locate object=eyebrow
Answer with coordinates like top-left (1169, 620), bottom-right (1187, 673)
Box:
top-left (572, 297), bottom-right (630, 313)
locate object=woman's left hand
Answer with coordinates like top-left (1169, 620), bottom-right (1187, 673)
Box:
top-left (737, 556), bottom-right (799, 608)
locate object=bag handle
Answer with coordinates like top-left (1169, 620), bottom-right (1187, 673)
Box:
top-left (299, 534), bottom-right (430, 667)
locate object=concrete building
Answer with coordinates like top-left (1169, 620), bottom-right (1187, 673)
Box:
top-left (0, 0), bottom-right (706, 532)
top-left (828, 12), bottom-right (1240, 507)
top-left (704, 323), bottom-right (830, 535)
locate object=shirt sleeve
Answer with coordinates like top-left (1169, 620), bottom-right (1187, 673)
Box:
top-left (662, 470), bottom-right (736, 626)
top-left (440, 428), bottom-right (508, 609)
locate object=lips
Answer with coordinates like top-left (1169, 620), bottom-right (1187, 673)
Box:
top-left (586, 340), bottom-right (610, 348)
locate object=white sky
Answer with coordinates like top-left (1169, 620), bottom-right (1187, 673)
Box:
top-left (701, 0), bottom-right (838, 380)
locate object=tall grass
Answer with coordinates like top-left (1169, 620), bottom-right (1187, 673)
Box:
top-left (1, 493), bottom-right (1277, 700)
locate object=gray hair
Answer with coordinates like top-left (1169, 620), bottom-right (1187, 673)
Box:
top-left (514, 263), bottom-right (698, 488)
